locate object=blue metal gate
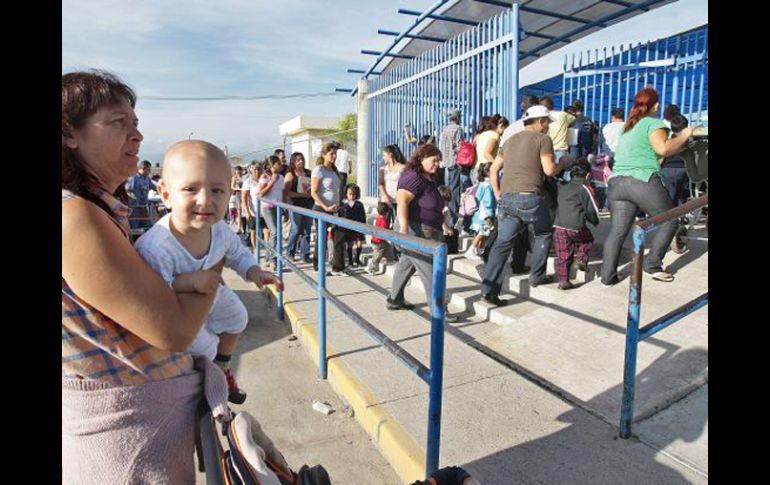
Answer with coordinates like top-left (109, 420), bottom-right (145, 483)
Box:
top-left (365, 5), bottom-right (521, 197)
top-left (560, 26), bottom-right (708, 126)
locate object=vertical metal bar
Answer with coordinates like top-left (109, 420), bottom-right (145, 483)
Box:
top-left (562, 54), bottom-right (567, 112)
top-left (615, 45), bottom-right (621, 116)
top-left (644, 41), bottom-right (651, 87)
top-left (511, 3), bottom-right (519, 122)
top-left (425, 245), bottom-right (448, 476)
top-left (697, 30), bottom-right (707, 122)
top-left (255, 198), bottom-right (261, 265)
top-left (620, 225), bottom-right (646, 438)
top-left (624, 44), bottom-right (632, 118)
top-left (317, 219), bottom-right (328, 379)
top-left (681, 33), bottom-right (690, 121)
top-left (671, 36), bottom-right (680, 107)
top-left (599, 47), bottom-right (606, 126)
top-left (592, 48), bottom-right (598, 122)
top-left (661, 36), bottom-right (669, 115)
top-left (276, 205), bottom-right (284, 320)
top-left (652, 39), bottom-right (659, 92)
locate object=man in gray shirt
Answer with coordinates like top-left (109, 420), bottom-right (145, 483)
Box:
top-left (438, 109), bottom-right (465, 223)
top-left (480, 106), bottom-right (570, 306)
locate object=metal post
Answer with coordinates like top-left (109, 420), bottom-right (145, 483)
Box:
top-left (511, 3), bottom-right (519, 120)
top-left (255, 199), bottom-right (261, 265)
top-left (357, 79), bottom-right (370, 197)
top-left (620, 226), bottom-right (646, 438)
top-left (276, 205), bottom-right (284, 320)
top-left (317, 219), bottom-right (328, 379)
top-left (425, 246), bottom-right (448, 477)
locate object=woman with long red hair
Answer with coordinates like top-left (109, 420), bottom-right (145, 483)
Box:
top-left (600, 87), bottom-right (695, 285)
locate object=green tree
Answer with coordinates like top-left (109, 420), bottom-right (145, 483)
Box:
top-left (334, 113), bottom-right (357, 145)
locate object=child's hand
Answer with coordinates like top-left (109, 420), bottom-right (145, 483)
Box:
top-left (249, 267), bottom-right (285, 292)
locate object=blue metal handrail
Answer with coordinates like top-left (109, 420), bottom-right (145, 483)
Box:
top-left (620, 194), bottom-right (708, 438)
top-left (252, 196), bottom-right (448, 477)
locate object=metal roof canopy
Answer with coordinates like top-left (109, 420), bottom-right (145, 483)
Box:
top-left (348, 0), bottom-right (677, 91)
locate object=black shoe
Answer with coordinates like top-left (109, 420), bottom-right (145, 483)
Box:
top-left (530, 275), bottom-right (555, 287)
top-left (601, 275), bottom-right (620, 287)
top-left (386, 298), bottom-right (415, 310)
top-left (483, 294), bottom-right (507, 307)
top-left (223, 368), bottom-right (247, 405)
top-left (510, 264), bottom-right (530, 275)
top-left (576, 262), bottom-right (588, 272)
top-left (558, 281), bottom-right (575, 290)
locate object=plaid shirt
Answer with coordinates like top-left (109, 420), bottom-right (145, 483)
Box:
top-left (62, 189), bottom-right (193, 386)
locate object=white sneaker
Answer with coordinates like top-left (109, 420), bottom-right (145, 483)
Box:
top-left (330, 268), bottom-right (350, 276)
top-left (365, 264), bottom-right (376, 276)
top-left (464, 247), bottom-right (482, 261)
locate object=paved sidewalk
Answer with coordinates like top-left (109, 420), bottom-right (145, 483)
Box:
top-left (195, 274), bottom-right (401, 484)
top-left (264, 237), bottom-right (708, 483)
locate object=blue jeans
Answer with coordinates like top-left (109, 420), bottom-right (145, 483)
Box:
top-left (286, 208), bottom-right (312, 260)
top-left (601, 175), bottom-right (677, 282)
top-left (262, 206), bottom-right (278, 263)
top-left (481, 193), bottom-right (553, 297)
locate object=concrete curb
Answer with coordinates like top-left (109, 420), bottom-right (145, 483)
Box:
top-left (264, 286), bottom-right (425, 483)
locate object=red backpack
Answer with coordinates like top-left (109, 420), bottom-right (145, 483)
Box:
top-left (455, 141), bottom-right (477, 168)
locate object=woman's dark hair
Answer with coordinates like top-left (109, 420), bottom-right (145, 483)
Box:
top-left (406, 143), bottom-right (442, 174)
top-left (62, 70), bottom-right (137, 216)
top-left (477, 162), bottom-right (491, 181)
top-left (663, 104), bottom-right (681, 122)
top-left (267, 155), bottom-right (281, 167)
top-left (476, 116), bottom-right (491, 134)
top-left (669, 113), bottom-right (689, 134)
top-left (497, 117), bottom-right (510, 130)
top-left (624, 87), bottom-right (660, 133)
top-left (383, 144), bottom-right (406, 165)
top-left (539, 96), bottom-right (554, 110)
top-left (290, 152), bottom-right (305, 164)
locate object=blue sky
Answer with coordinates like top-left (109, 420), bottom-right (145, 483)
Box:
top-left (62, 0), bottom-right (707, 164)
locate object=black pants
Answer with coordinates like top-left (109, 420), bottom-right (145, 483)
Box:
top-left (311, 205), bottom-right (346, 272)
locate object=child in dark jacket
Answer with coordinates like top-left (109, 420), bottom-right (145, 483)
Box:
top-left (339, 184), bottom-right (367, 267)
top-left (553, 158), bottom-right (600, 290)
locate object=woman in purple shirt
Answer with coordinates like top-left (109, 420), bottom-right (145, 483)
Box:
top-left (387, 144), bottom-right (459, 322)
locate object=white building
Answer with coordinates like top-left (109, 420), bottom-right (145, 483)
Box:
top-left (279, 116), bottom-right (340, 163)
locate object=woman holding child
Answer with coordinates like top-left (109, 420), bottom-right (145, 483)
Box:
top-left (62, 70), bottom-right (226, 483)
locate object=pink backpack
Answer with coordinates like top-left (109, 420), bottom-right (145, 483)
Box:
top-left (455, 141), bottom-right (477, 168)
top-left (459, 184), bottom-right (479, 217)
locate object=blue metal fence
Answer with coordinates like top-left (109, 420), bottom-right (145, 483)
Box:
top-left (620, 194), bottom-right (708, 438)
top-left (253, 197), bottom-right (448, 477)
top-left (365, 4), bottom-right (521, 198)
top-left (559, 26), bottom-right (708, 126)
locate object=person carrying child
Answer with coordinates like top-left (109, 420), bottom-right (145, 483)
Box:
top-left (464, 162), bottom-right (497, 261)
top-left (135, 140), bottom-right (284, 404)
top-left (553, 158), bottom-right (600, 290)
top-left (366, 201), bottom-right (396, 275)
top-left (339, 183), bottom-right (367, 267)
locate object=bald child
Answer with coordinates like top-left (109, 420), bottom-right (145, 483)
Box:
top-left (135, 140), bottom-right (283, 404)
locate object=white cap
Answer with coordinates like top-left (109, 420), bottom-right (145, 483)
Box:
top-left (521, 105), bottom-right (556, 122)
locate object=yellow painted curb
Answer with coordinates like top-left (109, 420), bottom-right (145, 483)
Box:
top-left (265, 287), bottom-right (426, 482)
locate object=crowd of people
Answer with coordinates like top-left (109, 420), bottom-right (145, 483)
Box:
top-left (62, 68), bottom-right (698, 483)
